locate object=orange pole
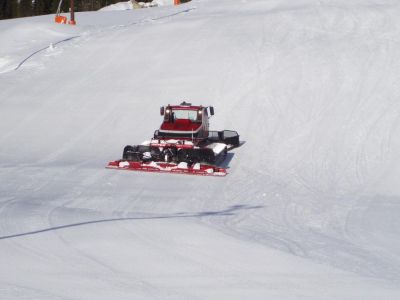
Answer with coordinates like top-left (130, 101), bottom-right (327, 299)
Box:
top-left (174, 0), bottom-right (180, 5)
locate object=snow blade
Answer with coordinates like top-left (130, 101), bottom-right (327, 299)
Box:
top-left (106, 160), bottom-right (227, 177)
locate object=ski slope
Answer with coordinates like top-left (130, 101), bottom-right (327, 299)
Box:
top-left (1, 0), bottom-right (400, 298)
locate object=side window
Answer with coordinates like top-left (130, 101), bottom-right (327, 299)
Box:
top-left (196, 109), bottom-right (205, 122)
top-left (164, 107), bottom-right (173, 122)
top-left (164, 111), bottom-right (170, 121)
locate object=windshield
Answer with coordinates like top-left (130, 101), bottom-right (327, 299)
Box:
top-left (172, 109), bottom-right (198, 121)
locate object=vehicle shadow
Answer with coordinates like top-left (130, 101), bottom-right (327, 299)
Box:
top-left (0, 204), bottom-right (262, 241)
top-left (220, 140), bottom-right (245, 169)
top-left (219, 153), bottom-right (235, 169)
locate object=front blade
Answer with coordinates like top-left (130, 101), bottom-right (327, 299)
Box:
top-left (106, 160), bottom-right (227, 177)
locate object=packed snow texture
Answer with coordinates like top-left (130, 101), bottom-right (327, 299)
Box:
top-left (98, 1), bottom-right (134, 11)
top-left (99, 0), bottom-right (174, 11)
top-left (1, 0), bottom-right (400, 299)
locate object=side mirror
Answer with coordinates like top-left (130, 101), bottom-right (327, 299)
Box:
top-left (209, 106), bottom-right (214, 116)
top-left (160, 106), bottom-right (165, 116)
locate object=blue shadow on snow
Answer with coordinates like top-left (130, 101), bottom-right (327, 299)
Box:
top-left (0, 204), bottom-right (262, 240)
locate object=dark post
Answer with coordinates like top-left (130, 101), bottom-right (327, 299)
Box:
top-left (69, 0), bottom-right (76, 25)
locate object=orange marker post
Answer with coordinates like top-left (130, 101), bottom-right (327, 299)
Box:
top-left (55, 15), bottom-right (67, 24)
top-left (54, 0), bottom-right (76, 25)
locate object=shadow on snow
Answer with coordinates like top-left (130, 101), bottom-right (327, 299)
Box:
top-left (0, 204), bottom-right (262, 240)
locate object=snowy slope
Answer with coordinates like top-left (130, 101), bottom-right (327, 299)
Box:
top-left (99, 0), bottom-right (174, 11)
top-left (1, 0), bottom-right (400, 299)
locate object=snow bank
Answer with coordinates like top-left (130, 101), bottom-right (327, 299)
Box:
top-left (99, 1), bottom-right (134, 11)
top-left (153, 0), bottom-right (175, 5)
top-left (99, 0), bottom-right (174, 11)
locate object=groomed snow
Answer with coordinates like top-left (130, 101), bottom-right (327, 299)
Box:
top-left (99, 1), bottom-right (134, 11)
top-left (99, 0), bottom-right (174, 11)
top-left (1, 0), bottom-right (400, 299)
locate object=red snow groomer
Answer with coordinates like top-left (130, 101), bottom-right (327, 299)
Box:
top-left (107, 102), bottom-right (240, 176)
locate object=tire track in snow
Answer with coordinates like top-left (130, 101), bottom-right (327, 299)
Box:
top-left (0, 282), bottom-right (74, 300)
top-left (196, 11), bottom-right (310, 257)
top-left (198, 3), bottom-right (400, 281)
top-left (0, 168), bottom-right (163, 297)
top-left (10, 7), bottom-right (196, 73)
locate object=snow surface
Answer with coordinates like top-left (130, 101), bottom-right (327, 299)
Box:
top-left (99, 0), bottom-right (174, 11)
top-left (99, 1), bottom-right (134, 11)
top-left (1, 0), bottom-right (400, 298)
